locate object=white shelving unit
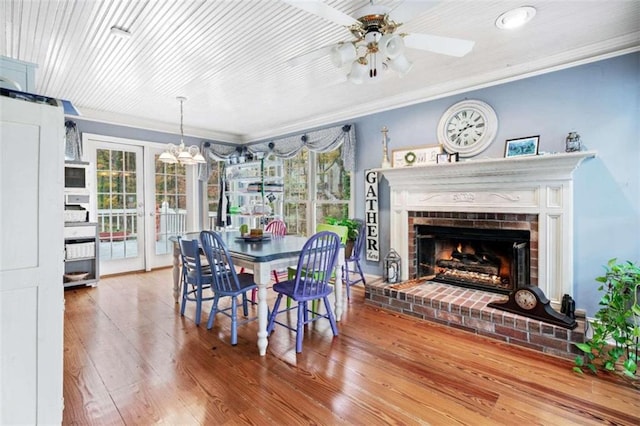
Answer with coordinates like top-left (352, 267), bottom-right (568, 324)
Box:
top-left (225, 157), bottom-right (283, 230)
top-left (63, 222), bottom-right (99, 287)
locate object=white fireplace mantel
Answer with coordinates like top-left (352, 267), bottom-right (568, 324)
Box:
top-left (376, 151), bottom-right (596, 304)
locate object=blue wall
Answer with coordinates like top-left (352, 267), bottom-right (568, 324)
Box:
top-left (351, 52), bottom-right (639, 316)
top-left (71, 52), bottom-right (639, 316)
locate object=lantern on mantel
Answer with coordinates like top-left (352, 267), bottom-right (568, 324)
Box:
top-left (384, 249), bottom-right (401, 283)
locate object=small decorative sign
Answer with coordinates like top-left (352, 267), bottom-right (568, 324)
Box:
top-left (364, 169), bottom-right (379, 262)
top-left (505, 135), bottom-right (539, 158)
top-left (392, 144), bottom-right (443, 167)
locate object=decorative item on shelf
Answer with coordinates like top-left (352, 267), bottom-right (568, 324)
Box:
top-left (384, 249), bottom-right (401, 284)
top-left (436, 153), bottom-right (449, 164)
top-left (437, 99), bottom-right (498, 158)
top-left (381, 126), bottom-right (391, 169)
top-left (448, 152), bottom-right (459, 162)
top-left (565, 131), bottom-right (582, 152)
top-left (64, 120), bottom-right (82, 161)
top-left (159, 96), bottom-right (207, 165)
top-left (64, 271), bottom-right (90, 282)
top-left (488, 285), bottom-right (578, 329)
top-left (504, 135), bottom-right (540, 158)
top-left (392, 144), bottom-right (442, 167)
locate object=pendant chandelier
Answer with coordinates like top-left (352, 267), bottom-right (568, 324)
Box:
top-left (159, 96), bottom-right (206, 165)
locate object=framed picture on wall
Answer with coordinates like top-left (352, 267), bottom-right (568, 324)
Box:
top-left (504, 135), bottom-right (539, 158)
top-left (392, 144), bottom-right (443, 167)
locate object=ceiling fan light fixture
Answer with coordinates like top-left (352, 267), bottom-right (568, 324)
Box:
top-left (379, 34), bottom-right (404, 59)
top-left (347, 60), bottom-right (368, 84)
top-left (495, 6), bottom-right (536, 30)
top-left (388, 54), bottom-right (413, 77)
top-left (330, 43), bottom-right (357, 67)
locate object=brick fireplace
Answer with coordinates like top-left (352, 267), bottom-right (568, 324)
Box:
top-left (365, 152), bottom-right (595, 358)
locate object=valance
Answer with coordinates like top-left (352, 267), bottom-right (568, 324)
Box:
top-left (198, 123), bottom-right (356, 181)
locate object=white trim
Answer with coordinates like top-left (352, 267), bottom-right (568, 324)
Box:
top-left (244, 40), bottom-right (640, 142)
top-left (377, 151), bottom-right (596, 305)
top-left (74, 110), bottom-right (243, 144)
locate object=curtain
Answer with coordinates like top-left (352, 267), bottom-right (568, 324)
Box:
top-left (199, 123), bottom-right (356, 181)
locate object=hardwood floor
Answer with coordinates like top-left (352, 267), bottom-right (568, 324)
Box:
top-left (63, 269), bottom-right (639, 425)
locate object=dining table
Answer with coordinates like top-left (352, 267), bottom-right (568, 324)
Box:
top-left (170, 231), bottom-right (345, 356)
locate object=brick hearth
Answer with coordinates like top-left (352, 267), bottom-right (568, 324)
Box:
top-left (365, 279), bottom-right (586, 360)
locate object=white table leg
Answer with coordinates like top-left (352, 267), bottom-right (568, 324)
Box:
top-left (172, 242), bottom-right (181, 304)
top-left (334, 246), bottom-right (345, 321)
top-left (254, 263), bottom-right (271, 356)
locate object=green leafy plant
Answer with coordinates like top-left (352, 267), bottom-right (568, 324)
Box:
top-left (573, 259), bottom-right (640, 379)
top-left (324, 216), bottom-right (359, 241)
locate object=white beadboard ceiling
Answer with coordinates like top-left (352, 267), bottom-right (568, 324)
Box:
top-left (2, 1), bottom-right (639, 143)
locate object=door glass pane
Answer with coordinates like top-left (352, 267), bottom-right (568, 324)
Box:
top-left (283, 152), bottom-right (309, 235)
top-left (154, 155), bottom-right (187, 255)
top-left (205, 161), bottom-right (221, 230)
top-left (316, 146), bottom-right (350, 225)
top-left (97, 148), bottom-right (139, 260)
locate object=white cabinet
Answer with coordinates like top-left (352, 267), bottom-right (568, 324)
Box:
top-left (1, 92), bottom-right (64, 424)
top-left (0, 56), bottom-right (37, 91)
top-left (64, 222), bottom-right (99, 287)
top-left (225, 157), bottom-right (283, 229)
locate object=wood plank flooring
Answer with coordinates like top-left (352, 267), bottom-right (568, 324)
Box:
top-left (63, 269), bottom-right (639, 425)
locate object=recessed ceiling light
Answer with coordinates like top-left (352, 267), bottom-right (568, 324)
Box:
top-left (110, 26), bottom-right (131, 39)
top-left (495, 6), bottom-right (537, 30)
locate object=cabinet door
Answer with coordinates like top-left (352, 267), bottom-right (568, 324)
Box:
top-left (0, 97), bottom-right (64, 424)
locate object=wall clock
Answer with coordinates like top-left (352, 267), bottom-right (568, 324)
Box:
top-left (488, 285), bottom-right (578, 329)
top-left (437, 99), bottom-right (498, 157)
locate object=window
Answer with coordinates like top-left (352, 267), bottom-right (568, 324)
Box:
top-left (203, 161), bottom-right (222, 229)
top-left (284, 145), bottom-right (352, 236)
top-left (154, 159), bottom-right (187, 255)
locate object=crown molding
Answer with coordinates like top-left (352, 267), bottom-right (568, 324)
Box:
top-left (243, 34), bottom-right (640, 143)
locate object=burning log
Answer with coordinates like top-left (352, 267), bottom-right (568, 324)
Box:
top-left (436, 259), bottom-right (499, 276)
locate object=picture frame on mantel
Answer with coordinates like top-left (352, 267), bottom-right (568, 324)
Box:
top-left (505, 135), bottom-right (539, 158)
top-left (392, 144), bottom-right (443, 167)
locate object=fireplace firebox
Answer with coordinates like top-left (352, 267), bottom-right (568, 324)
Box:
top-left (416, 225), bottom-right (530, 294)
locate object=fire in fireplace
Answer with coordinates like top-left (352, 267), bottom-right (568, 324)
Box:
top-left (416, 225), bottom-right (530, 294)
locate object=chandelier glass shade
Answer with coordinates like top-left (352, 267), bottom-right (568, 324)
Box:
top-left (159, 96), bottom-right (206, 165)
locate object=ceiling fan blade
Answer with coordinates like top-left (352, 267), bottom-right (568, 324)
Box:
top-left (287, 44), bottom-right (337, 67)
top-left (282, 0), bottom-right (359, 27)
top-left (389, 1), bottom-right (439, 24)
top-left (403, 33), bottom-right (475, 57)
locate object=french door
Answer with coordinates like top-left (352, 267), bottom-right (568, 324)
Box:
top-left (84, 135), bottom-right (191, 275)
top-left (88, 140), bottom-right (145, 275)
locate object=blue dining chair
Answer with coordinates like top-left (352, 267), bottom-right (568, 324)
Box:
top-left (267, 231), bottom-right (340, 353)
top-left (177, 236), bottom-right (214, 326)
top-left (343, 218), bottom-right (366, 300)
top-left (200, 230), bottom-right (258, 345)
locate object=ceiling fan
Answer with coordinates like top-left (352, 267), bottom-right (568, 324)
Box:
top-left (284, 0), bottom-right (475, 84)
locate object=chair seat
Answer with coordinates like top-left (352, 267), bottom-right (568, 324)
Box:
top-left (273, 278), bottom-right (332, 302)
top-left (213, 272), bottom-right (257, 297)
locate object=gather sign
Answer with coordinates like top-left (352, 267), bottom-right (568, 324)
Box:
top-left (364, 169), bottom-right (379, 262)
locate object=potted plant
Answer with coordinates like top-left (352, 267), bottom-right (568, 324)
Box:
top-left (573, 259), bottom-right (640, 379)
top-left (324, 216), bottom-right (360, 257)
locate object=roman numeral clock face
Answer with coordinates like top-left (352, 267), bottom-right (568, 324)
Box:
top-left (437, 100), bottom-right (498, 157)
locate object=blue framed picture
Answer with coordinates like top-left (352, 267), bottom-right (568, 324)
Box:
top-left (505, 135), bottom-right (539, 158)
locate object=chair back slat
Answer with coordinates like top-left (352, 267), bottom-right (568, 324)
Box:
top-left (349, 218), bottom-right (366, 261)
top-left (200, 231), bottom-right (239, 293)
top-left (316, 223), bottom-right (348, 244)
top-left (265, 219), bottom-right (287, 236)
top-left (178, 236), bottom-right (204, 284)
top-left (293, 231), bottom-right (340, 299)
